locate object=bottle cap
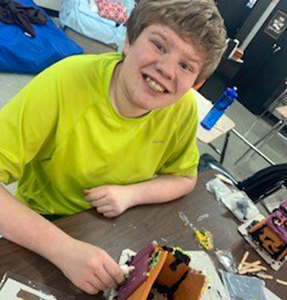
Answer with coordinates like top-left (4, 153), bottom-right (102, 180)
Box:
top-left (226, 87), bottom-right (238, 100)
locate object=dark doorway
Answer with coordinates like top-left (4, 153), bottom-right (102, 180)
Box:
top-left (234, 1), bottom-right (287, 114)
top-left (215, 0), bottom-right (258, 38)
top-left (200, 0), bottom-right (259, 101)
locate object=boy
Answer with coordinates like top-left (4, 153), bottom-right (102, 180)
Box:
top-left (0, 0), bottom-right (226, 295)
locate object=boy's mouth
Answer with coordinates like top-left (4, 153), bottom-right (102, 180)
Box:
top-left (143, 74), bottom-right (168, 93)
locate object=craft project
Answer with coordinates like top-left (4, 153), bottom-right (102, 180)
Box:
top-left (248, 200), bottom-right (287, 261)
top-left (238, 200), bottom-right (287, 270)
top-left (111, 248), bottom-right (228, 300)
top-left (112, 242), bottom-right (207, 300)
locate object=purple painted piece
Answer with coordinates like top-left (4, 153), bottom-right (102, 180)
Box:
top-left (117, 243), bottom-right (156, 300)
top-left (279, 200), bottom-right (287, 217)
top-left (131, 243), bottom-right (156, 265)
top-left (267, 209), bottom-right (287, 243)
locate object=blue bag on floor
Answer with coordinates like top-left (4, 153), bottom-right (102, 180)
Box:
top-left (0, 0), bottom-right (83, 74)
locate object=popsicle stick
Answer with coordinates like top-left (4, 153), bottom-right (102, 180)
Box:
top-left (276, 279), bottom-right (287, 286)
top-left (256, 273), bottom-right (273, 280)
top-left (242, 260), bottom-right (261, 267)
top-left (239, 266), bottom-right (267, 274)
top-left (238, 251), bottom-right (250, 271)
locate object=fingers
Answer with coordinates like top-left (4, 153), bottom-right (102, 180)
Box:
top-left (84, 187), bottom-right (106, 201)
top-left (85, 193), bottom-right (105, 202)
top-left (84, 186), bottom-right (125, 217)
top-left (83, 282), bottom-right (100, 295)
top-left (78, 258), bottom-right (121, 294)
top-left (103, 211), bottom-right (118, 218)
top-left (96, 205), bottom-right (113, 214)
top-left (86, 255), bottom-right (123, 293)
top-left (84, 267), bottom-right (121, 294)
top-left (95, 268), bottom-right (118, 289)
top-left (103, 258), bottom-right (124, 285)
top-left (60, 240), bottom-right (122, 296)
top-left (90, 198), bottom-right (109, 207)
top-left (87, 275), bottom-right (108, 291)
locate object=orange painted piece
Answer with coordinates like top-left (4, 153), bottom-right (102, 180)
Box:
top-left (156, 252), bottom-right (189, 287)
top-left (249, 220), bottom-right (287, 261)
top-left (174, 272), bottom-right (206, 300)
top-left (156, 252), bottom-right (205, 300)
top-left (126, 247), bottom-right (168, 300)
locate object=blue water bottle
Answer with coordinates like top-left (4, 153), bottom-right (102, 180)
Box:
top-left (200, 87), bottom-right (238, 130)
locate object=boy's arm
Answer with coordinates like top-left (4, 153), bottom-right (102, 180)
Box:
top-left (85, 174), bottom-right (197, 218)
top-left (0, 184), bottom-right (123, 294)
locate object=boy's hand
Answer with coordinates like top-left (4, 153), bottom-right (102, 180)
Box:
top-left (84, 185), bottom-right (135, 218)
top-left (54, 238), bottom-right (124, 295)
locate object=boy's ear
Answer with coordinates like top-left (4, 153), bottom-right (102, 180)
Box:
top-left (193, 80), bottom-right (205, 91)
top-left (123, 37), bottom-right (131, 56)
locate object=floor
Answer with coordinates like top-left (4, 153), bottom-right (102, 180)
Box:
top-left (0, 28), bottom-right (287, 193)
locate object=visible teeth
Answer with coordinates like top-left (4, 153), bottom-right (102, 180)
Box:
top-left (145, 76), bottom-right (165, 93)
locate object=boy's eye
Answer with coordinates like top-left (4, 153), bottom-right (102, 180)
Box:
top-left (154, 42), bottom-right (165, 53)
top-left (180, 62), bottom-right (192, 72)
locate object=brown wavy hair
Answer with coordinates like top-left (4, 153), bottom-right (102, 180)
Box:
top-left (126, 0), bottom-right (227, 84)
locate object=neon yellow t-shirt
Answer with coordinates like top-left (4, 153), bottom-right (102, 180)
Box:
top-left (0, 53), bottom-right (199, 215)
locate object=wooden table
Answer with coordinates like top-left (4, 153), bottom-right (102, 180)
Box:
top-left (0, 171), bottom-right (286, 299)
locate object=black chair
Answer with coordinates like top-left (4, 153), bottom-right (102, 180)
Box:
top-left (198, 153), bottom-right (237, 184)
top-left (199, 153), bottom-right (287, 204)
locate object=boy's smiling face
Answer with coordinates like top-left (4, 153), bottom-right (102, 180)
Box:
top-left (115, 24), bottom-right (203, 117)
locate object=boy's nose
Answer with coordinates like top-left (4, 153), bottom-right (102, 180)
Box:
top-left (155, 56), bottom-right (176, 80)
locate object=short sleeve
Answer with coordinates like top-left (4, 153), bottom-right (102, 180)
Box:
top-left (158, 91), bottom-right (199, 177)
top-left (0, 66), bottom-right (60, 185)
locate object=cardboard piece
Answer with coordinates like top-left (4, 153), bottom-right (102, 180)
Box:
top-left (0, 278), bottom-right (57, 300)
top-left (0, 273), bottom-right (74, 300)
